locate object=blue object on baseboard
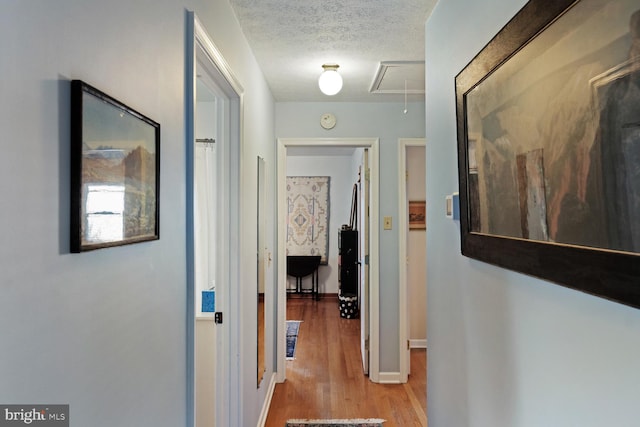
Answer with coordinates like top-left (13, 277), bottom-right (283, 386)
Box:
top-left (452, 193), bottom-right (460, 220)
top-left (202, 290), bottom-right (215, 313)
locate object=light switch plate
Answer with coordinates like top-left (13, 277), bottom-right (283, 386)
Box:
top-left (384, 216), bottom-right (392, 230)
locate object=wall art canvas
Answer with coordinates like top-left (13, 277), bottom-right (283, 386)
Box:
top-left (70, 80), bottom-right (160, 252)
top-left (455, 0), bottom-right (640, 308)
top-left (286, 176), bottom-right (330, 264)
top-left (409, 201), bottom-right (426, 229)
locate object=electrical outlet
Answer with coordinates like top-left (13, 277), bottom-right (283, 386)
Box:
top-left (384, 216), bottom-right (392, 230)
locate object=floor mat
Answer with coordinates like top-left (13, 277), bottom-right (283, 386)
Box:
top-left (286, 320), bottom-right (302, 359)
top-left (286, 419), bottom-right (385, 426)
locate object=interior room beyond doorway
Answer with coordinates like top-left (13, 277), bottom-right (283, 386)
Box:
top-left (276, 138), bottom-right (381, 383)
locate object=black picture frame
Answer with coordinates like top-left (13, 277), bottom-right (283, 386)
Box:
top-left (70, 80), bottom-right (160, 252)
top-left (455, 0), bottom-right (640, 309)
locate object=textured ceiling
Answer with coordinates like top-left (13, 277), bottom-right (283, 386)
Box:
top-left (229, 0), bottom-right (437, 102)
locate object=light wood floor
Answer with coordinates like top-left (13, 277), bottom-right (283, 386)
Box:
top-left (265, 296), bottom-right (427, 427)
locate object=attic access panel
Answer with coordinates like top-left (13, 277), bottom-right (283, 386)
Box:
top-left (370, 61), bottom-right (425, 94)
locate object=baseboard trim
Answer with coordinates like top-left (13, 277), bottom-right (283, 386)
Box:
top-left (377, 371), bottom-right (402, 384)
top-left (257, 372), bottom-right (277, 427)
top-left (410, 339), bottom-right (427, 349)
top-left (286, 293), bottom-right (339, 301)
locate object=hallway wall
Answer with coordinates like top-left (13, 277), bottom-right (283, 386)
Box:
top-left (276, 101), bottom-right (425, 372)
top-left (425, 1), bottom-right (640, 426)
top-left (0, 1), bottom-right (275, 426)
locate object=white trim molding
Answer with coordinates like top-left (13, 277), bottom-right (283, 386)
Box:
top-left (377, 371), bottom-right (403, 384)
top-left (257, 373), bottom-right (277, 427)
top-left (410, 339), bottom-right (428, 349)
top-left (187, 11), bottom-right (244, 427)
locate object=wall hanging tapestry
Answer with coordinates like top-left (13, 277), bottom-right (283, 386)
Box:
top-left (286, 176), bottom-right (330, 264)
top-left (286, 419), bottom-right (385, 427)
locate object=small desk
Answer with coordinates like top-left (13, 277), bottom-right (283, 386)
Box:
top-left (286, 256), bottom-right (321, 299)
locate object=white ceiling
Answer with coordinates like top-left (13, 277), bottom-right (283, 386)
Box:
top-left (228, 0), bottom-right (437, 102)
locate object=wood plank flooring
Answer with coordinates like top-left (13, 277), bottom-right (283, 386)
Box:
top-left (265, 296), bottom-right (427, 427)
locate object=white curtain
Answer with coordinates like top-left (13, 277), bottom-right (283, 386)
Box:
top-left (194, 142), bottom-right (217, 316)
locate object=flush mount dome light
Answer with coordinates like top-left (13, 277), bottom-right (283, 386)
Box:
top-left (318, 64), bottom-right (343, 96)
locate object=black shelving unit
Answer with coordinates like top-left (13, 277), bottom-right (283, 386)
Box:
top-left (338, 229), bottom-right (358, 296)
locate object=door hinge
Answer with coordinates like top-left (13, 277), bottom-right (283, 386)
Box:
top-left (365, 168), bottom-right (371, 181)
top-left (365, 338), bottom-right (370, 351)
top-left (364, 255), bottom-right (369, 265)
top-left (407, 340), bottom-right (411, 350)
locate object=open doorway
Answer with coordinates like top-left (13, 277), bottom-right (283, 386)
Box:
top-left (398, 138), bottom-right (427, 382)
top-left (276, 138), bottom-right (380, 383)
top-left (193, 75), bottom-right (218, 427)
top-left (186, 12), bottom-right (243, 427)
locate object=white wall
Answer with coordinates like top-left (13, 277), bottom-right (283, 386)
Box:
top-left (276, 101), bottom-right (425, 372)
top-left (425, 1), bottom-right (640, 426)
top-left (0, 1), bottom-right (276, 426)
top-left (286, 154), bottom-right (359, 294)
top-left (196, 100), bottom-right (217, 140)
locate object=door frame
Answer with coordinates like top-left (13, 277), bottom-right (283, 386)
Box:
top-left (398, 138), bottom-right (426, 382)
top-left (359, 148), bottom-right (370, 375)
top-left (186, 12), bottom-right (244, 427)
top-left (276, 138), bottom-right (381, 383)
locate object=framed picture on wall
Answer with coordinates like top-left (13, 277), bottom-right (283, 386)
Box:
top-left (455, 0), bottom-right (640, 308)
top-left (409, 201), bottom-right (426, 230)
top-left (70, 80), bottom-right (160, 252)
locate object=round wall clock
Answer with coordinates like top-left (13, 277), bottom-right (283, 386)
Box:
top-left (320, 113), bottom-right (336, 130)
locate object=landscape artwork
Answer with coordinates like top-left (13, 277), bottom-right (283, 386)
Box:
top-left (408, 201), bottom-right (426, 229)
top-left (464, 0), bottom-right (640, 254)
top-left (455, 0), bottom-right (640, 309)
top-left (71, 81), bottom-right (160, 252)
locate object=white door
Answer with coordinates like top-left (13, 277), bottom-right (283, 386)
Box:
top-left (360, 149), bottom-right (370, 374)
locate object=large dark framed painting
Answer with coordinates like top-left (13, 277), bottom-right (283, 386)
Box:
top-left (455, 0), bottom-right (640, 308)
top-left (70, 80), bottom-right (160, 252)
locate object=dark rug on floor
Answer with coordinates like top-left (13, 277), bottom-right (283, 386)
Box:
top-left (286, 320), bottom-right (301, 359)
top-left (286, 419), bottom-right (385, 426)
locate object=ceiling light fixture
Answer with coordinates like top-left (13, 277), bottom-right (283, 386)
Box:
top-left (318, 64), bottom-right (343, 96)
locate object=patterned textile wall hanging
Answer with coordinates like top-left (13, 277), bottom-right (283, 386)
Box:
top-left (286, 176), bottom-right (330, 264)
